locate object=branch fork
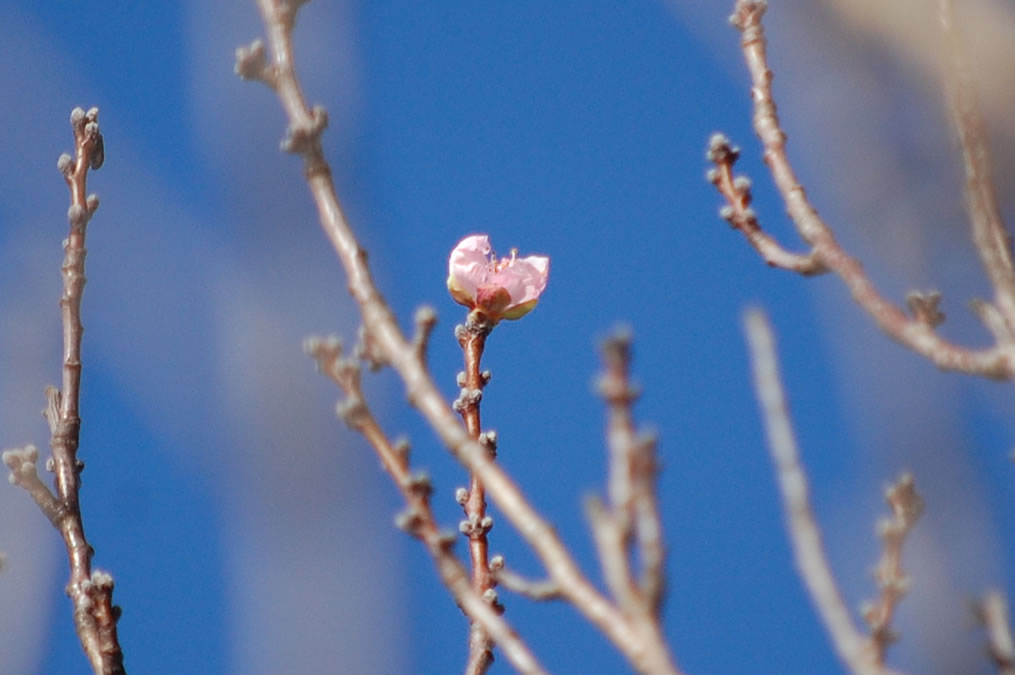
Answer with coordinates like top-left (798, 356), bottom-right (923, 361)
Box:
top-left (246, 2), bottom-right (679, 672)
top-left (710, 0), bottom-right (1015, 379)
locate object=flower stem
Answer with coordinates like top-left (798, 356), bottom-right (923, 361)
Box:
top-left (457, 312), bottom-right (498, 674)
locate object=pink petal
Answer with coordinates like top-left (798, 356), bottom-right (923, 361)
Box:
top-left (448, 234), bottom-right (492, 299)
top-left (489, 256), bottom-right (548, 307)
top-left (447, 234), bottom-right (549, 320)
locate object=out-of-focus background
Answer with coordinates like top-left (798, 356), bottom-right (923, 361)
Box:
top-left (1, 1), bottom-right (1014, 673)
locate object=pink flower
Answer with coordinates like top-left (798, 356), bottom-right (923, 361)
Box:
top-left (447, 234), bottom-right (549, 321)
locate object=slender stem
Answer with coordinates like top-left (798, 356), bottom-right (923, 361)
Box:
top-left (937, 0), bottom-right (1015, 332)
top-left (713, 0), bottom-right (1015, 379)
top-left (306, 338), bottom-right (546, 675)
top-left (861, 475), bottom-right (923, 665)
top-left (744, 308), bottom-right (900, 675)
top-left (3, 108), bottom-right (126, 675)
top-left (596, 332), bottom-right (667, 615)
top-left (54, 108), bottom-right (124, 675)
top-left (456, 316), bottom-right (496, 675)
top-left (979, 591), bottom-right (1015, 675)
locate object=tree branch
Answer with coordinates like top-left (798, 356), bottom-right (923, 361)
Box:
top-left (744, 308), bottom-right (904, 675)
top-left (937, 0), bottom-right (1015, 332)
top-left (452, 314), bottom-right (498, 675)
top-left (3, 107), bottom-right (124, 675)
top-left (977, 591), bottom-right (1015, 675)
top-left (594, 330), bottom-right (666, 616)
top-left (238, 2), bottom-right (681, 672)
top-left (304, 336), bottom-right (544, 675)
top-left (860, 474), bottom-right (923, 665)
top-left (712, 0), bottom-right (1015, 379)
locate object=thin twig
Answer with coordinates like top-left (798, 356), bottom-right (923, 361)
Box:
top-left (937, 0), bottom-right (1015, 333)
top-left (2, 445), bottom-right (61, 523)
top-left (977, 591), bottom-right (1015, 675)
top-left (489, 556), bottom-right (562, 601)
top-left (712, 0), bottom-right (1015, 379)
top-left (3, 108), bottom-right (124, 675)
top-left (238, 3), bottom-right (682, 673)
top-left (596, 330), bottom-right (666, 616)
top-left (305, 336), bottom-right (545, 675)
top-left (585, 495), bottom-right (639, 611)
top-left (861, 475), bottom-right (924, 665)
top-left (706, 134), bottom-right (826, 276)
top-left (744, 308), bottom-right (901, 675)
top-left (453, 314), bottom-right (498, 675)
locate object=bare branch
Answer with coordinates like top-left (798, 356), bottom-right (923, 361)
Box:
top-left (489, 556), bottom-right (562, 601)
top-left (744, 308), bottom-right (902, 675)
top-left (411, 305), bottom-right (438, 365)
top-left (585, 495), bottom-right (639, 611)
top-left (304, 336), bottom-right (545, 675)
top-left (713, 0), bottom-right (1015, 379)
top-left (56, 107), bottom-right (124, 675)
top-left (861, 474), bottom-right (923, 664)
top-left (241, 3), bottom-right (681, 672)
top-left (977, 591), bottom-right (1015, 675)
top-left (706, 133), bottom-right (826, 275)
top-left (2, 445), bottom-right (60, 524)
top-left (454, 313), bottom-right (498, 675)
top-left (938, 0), bottom-right (1015, 331)
top-left (6, 108), bottom-right (124, 675)
top-left (595, 329), bottom-right (666, 616)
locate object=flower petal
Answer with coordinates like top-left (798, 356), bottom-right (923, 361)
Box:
top-left (447, 234), bottom-right (492, 301)
top-left (446, 234), bottom-right (549, 322)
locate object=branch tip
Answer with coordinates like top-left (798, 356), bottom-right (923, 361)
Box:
top-left (412, 305), bottom-right (438, 362)
top-left (976, 591), bottom-right (1015, 673)
top-left (729, 0), bottom-right (768, 32)
top-left (706, 132), bottom-right (740, 164)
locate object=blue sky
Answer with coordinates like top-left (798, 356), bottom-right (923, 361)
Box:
top-left (1, 1), bottom-right (1014, 674)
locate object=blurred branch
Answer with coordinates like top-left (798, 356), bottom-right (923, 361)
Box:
top-left (744, 308), bottom-right (904, 675)
top-left (237, 3), bottom-right (681, 671)
top-left (938, 0), bottom-right (1015, 332)
top-left (2, 445), bottom-right (61, 523)
top-left (304, 336), bottom-right (545, 675)
top-left (860, 474), bottom-right (924, 665)
top-left (2, 108), bottom-right (123, 675)
top-left (977, 591), bottom-right (1015, 675)
top-left (593, 330), bottom-right (666, 616)
top-left (711, 0), bottom-right (1015, 379)
top-left (490, 556), bottom-right (562, 601)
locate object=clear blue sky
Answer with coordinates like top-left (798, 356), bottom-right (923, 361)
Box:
top-left (1, 1), bottom-right (1013, 674)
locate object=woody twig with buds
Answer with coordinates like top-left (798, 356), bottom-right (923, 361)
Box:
top-left (708, 0), bottom-right (1015, 379)
top-left (237, 2), bottom-right (682, 672)
top-left (2, 108), bottom-right (124, 675)
top-left (446, 234), bottom-right (549, 674)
